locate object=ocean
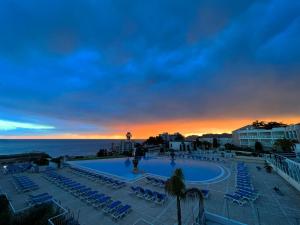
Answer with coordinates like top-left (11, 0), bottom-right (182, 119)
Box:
top-left (0, 139), bottom-right (143, 157)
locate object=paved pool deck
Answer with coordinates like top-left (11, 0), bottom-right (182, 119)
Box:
top-left (1, 158), bottom-right (300, 225)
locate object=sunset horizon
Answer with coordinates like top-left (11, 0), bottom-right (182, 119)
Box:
top-left (1, 116), bottom-right (300, 139)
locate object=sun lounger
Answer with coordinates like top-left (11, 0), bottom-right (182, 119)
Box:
top-left (136, 187), bottom-right (146, 198)
top-left (103, 200), bottom-right (122, 214)
top-left (86, 193), bottom-right (105, 204)
top-left (28, 195), bottom-right (53, 206)
top-left (144, 189), bottom-right (155, 201)
top-left (224, 193), bottom-right (246, 206)
top-left (154, 192), bottom-right (167, 204)
top-left (129, 186), bottom-right (139, 195)
top-left (93, 196), bottom-right (111, 209)
top-left (235, 190), bottom-right (258, 201)
top-left (112, 204), bottom-right (132, 220)
top-left (201, 190), bottom-right (210, 199)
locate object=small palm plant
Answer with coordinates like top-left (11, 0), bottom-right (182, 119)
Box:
top-left (264, 163), bottom-right (273, 173)
top-left (185, 188), bottom-right (205, 224)
top-left (165, 168), bottom-right (205, 225)
top-left (165, 169), bottom-right (186, 225)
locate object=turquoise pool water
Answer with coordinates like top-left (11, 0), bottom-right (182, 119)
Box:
top-left (69, 157), bottom-right (225, 183)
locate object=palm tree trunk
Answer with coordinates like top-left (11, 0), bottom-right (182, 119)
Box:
top-left (177, 196), bottom-right (182, 225)
top-left (198, 200), bottom-right (205, 225)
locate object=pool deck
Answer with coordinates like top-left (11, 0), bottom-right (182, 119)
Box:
top-left (1, 158), bottom-right (300, 225)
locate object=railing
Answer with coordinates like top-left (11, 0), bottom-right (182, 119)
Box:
top-left (47, 200), bottom-right (69, 225)
top-left (265, 154), bottom-right (300, 188)
top-left (0, 188), bottom-right (76, 225)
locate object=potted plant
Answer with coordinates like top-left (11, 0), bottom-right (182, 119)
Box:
top-left (264, 163), bottom-right (273, 173)
top-left (132, 157), bottom-right (139, 172)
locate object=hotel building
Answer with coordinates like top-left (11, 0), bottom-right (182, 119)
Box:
top-left (232, 124), bottom-right (300, 149)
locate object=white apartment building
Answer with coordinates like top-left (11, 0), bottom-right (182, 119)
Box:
top-left (169, 141), bottom-right (193, 151)
top-left (159, 132), bottom-right (182, 142)
top-left (198, 137), bottom-right (233, 146)
top-left (232, 124), bottom-right (300, 149)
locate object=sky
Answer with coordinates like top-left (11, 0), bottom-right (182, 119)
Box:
top-left (0, 0), bottom-right (300, 139)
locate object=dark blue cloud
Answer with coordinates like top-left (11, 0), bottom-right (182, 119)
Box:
top-left (0, 0), bottom-right (299, 135)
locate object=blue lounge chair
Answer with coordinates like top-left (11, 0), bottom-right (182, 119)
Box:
top-left (112, 205), bottom-right (132, 220)
top-left (86, 193), bottom-right (105, 204)
top-left (224, 194), bottom-right (246, 206)
top-left (136, 187), bottom-right (146, 198)
top-left (201, 190), bottom-right (210, 199)
top-left (28, 195), bottom-right (53, 206)
top-left (154, 192), bottom-right (167, 204)
top-left (103, 201), bottom-right (122, 214)
top-left (93, 196), bottom-right (111, 209)
top-left (144, 189), bottom-right (155, 201)
top-left (129, 186), bottom-right (139, 195)
top-left (234, 190), bottom-right (258, 201)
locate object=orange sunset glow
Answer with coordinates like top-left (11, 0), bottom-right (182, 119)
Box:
top-left (2, 116), bottom-right (300, 139)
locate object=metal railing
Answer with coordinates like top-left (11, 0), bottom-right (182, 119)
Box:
top-left (265, 154), bottom-right (300, 184)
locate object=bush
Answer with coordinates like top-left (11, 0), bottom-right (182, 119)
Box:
top-left (0, 195), bottom-right (11, 225)
top-left (13, 203), bottom-right (56, 225)
top-left (122, 151), bottom-right (132, 157)
top-left (34, 158), bottom-right (49, 166)
top-left (97, 149), bottom-right (107, 157)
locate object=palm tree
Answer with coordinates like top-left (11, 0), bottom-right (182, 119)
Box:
top-left (274, 139), bottom-right (296, 153)
top-left (184, 188), bottom-right (205, 224)
top-left (165, 169), bottom-right (205, 225)
top-left (165, 169), bottom-right (186, 225)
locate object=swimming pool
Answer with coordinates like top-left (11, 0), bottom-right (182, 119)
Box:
top-left (69, 157), bottom-right (227, 183)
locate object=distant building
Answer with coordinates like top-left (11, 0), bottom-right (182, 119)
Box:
top-left (159, 132), bottom-right (183, 142)
top-left (119, 132), bottom-right (134, 152)
top-left (169, 141), bottom-right (193, 151)
top-left (198, 134), bottom-right (232, 147)
top-left (232, 124), bottom-right (300, 149)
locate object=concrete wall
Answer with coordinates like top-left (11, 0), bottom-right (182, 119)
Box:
top-left (205, 211), bottom-right (247, 225)
top-left (169, 141), bottom-right (193, 151)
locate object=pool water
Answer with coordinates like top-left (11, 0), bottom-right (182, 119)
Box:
top-left (69, 157), bottom-right (225, 183)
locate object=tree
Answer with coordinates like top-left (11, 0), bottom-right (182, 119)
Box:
top-left (195, 138), bottom-right (203, 149)
top-left (274, 139), bottom-right (296, 153)
top-left (184, 188), bottom-right (205, 224)
top-left (202, 141), bottom-right (211, 150)
top-left (212, 138), bottom-right (219, 149)
top-left (170, 149), bottom-right (175, 160)
top-left (252, 120), bottom-right (287, 130)
top-left (135, 143), bottom-right (145, 157)
top-left (144, 136), bottom-right (164, 145)
top-left (165, 169), bottom-right (205, 225)
top-left (225, 143), bottom-right (234, 150)
top-left (165, 169), bottom-right (186, 225)
top-left (174, 133), bottom-right (185, 141)
top-left (255, 142), bottom-right (263, 154)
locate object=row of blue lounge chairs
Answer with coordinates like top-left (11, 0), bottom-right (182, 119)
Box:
top-left (3, 163), bottom-right (32, 175)
top-left (130, 186), bottom-right (168, 205)
top-left (12, 175), bottom-right (39, 193)
top-left (27, 192), bottom-right (53, 206)
top-left (43, 170), bottom-right (132, 221)
top-left (176, 154), bottom-right (221, 162)
top-left (224, 162), bottom-right (259, 205)
top-left (69, 167), bottom-right (126, 189)
top-left (145, 176), bottom-right (210, 199)
top-left (188, 155), bottom-right (221, 162)
top-left (146, 176), bottom-right (166, 188)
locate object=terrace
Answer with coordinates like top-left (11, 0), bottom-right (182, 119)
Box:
top-left (1, 156), bottom-right (300, 225)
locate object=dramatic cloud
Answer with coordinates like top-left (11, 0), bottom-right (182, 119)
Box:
top-left (0, 0), bottom-right (299, 137)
